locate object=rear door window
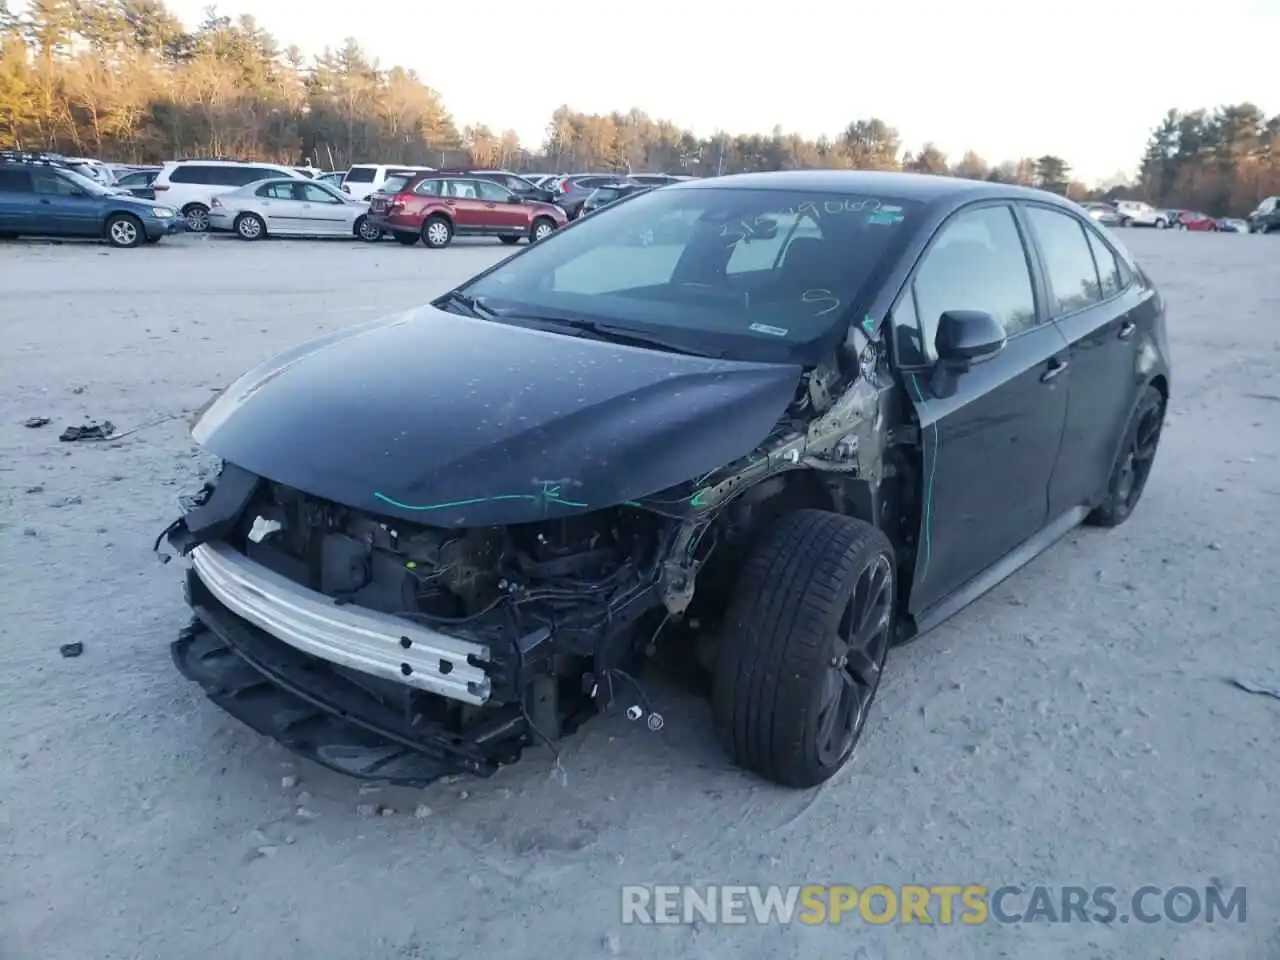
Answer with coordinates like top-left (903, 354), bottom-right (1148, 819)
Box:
top-left (260, 182), bottom-right (296, 200)
top-left (1024, 205), bottom-right (1104, 316)
top-left (234, 167), bottom-right (279, 186)
top-left (170, 164), bottom-right (222, 184)
top-left (0, 167), bottom-right (32, 192)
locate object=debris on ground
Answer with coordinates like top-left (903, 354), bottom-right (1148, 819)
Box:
top-left (60, 421), bottom-right (115, 442)
top-left (280, 775), bottom-right (298, 789)
top-left (59, 642), bottom-right (84, 658)
top-left (1229, 678), bottom-right (1280, 702)
top-left (23, 417), bottom-right (51, 428)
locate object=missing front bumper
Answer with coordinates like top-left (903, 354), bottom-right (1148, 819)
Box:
top-left (176, 570), bottom-right (530, 784)
top-left (189, 540), bottom-right (493, 706)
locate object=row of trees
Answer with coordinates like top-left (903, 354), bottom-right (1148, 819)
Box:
top-left (2, 0), bottom-right (1276, 214)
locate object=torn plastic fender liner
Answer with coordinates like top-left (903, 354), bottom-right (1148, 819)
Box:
top-left (157, 462), bottom-right (261, 559)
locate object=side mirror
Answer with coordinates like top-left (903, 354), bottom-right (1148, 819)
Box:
top-left (508, 194), bottom-right (523, 203)
top-left (934, 310), bottom-right (1006, 365)
top-left (69, 187), bottom-right (86, 197)
top-left (927, 310), bottom-right (1006, 398)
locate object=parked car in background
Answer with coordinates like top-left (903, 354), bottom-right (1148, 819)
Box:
top-left (60, 157), bottom-right (116, 186)
top-left (1175, 210), bottom-right (1218, 232)
top-left (150, 159), bottom-right (306, 231)
top-left (207, 177), bottom-right (383, 242)
top-left (579, 182), bottom-right (653, 216)
top-left (367, 173), bottom-right (567, 248)
top-left (114, 166), bottom-right (162, 199)
top-left (550, 173), bottom-right (640, 219)
top-left (0, 151), bottom-right (185, 247)
top-left (1112, 200), bottom-right (1170, 228)
top-left (340, 164), bottom-right (435, 201)
top-left (316, 171), bottom-right (346, 188)
top-left (1217, 218), bottom-right (1248, 233)
top-left (163, 170), bottom-right (1169, 791)
top-left (1080, 202), bottom-right (1120, 226)
top-left (435, 169), bottom-right (557, 203)
top-left (1248, 196), bottom-right (1279, 233)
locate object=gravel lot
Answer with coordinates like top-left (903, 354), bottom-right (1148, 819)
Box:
top-left (2, 230), bottom-right (1279, 960)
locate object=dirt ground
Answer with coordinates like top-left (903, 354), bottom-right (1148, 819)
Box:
top-left (2, 229), bottom-right (1278, 960)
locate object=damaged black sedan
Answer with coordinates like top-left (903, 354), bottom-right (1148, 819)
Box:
top-left (160, 171), bottom-right (1170, 789)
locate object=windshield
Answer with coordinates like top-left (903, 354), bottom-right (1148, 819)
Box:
top-left (458, 185), bottom-right (921, 362)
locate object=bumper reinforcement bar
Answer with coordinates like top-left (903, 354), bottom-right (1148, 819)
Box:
top-left (190, 541), bottom-right (493, 706)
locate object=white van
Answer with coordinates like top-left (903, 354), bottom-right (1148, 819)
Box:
top-left (341, 164), bottom-right (435, 201)
top-left (151, 160), bottom-right (306, 231)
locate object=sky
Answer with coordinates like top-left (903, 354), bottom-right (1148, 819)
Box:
top-left (162, 0), bottom-right (1278, 185)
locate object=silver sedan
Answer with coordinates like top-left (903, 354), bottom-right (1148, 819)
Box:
top-left (208, 178), bottom-right (383, 241)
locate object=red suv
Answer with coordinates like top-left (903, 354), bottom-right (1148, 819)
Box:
top-left (368, 173), bottom-right (567, 248)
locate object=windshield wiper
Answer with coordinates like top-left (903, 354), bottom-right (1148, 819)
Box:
top-left (435, 290), bottom-right (498, 319)
top-left (490, 311), bottom-right (724, 358)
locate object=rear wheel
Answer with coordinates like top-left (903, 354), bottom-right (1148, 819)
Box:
top-left (393, 231), bottom-right (419, 246)
top-left (1086, 385), bottom-right (1165, 528)
top-left (234, 212), bottom-right (266, 241)
top-left (182, 203), bottom-right (210, 232)
top-left (422, 215), bottom-right (453, 249)
top-left (105, 213), bottom-right (143, 248)
top-left (1119, 216), bottom-right (1132, 228)
top-left (499, 235), bottom-right (521, 245)
top-left (530, 217), bottom-right (556, 242)
top-left (712, 510), bottom-right (895, 788)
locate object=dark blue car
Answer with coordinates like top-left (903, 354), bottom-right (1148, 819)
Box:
top-left (0, 153), bottom-right (187, 247)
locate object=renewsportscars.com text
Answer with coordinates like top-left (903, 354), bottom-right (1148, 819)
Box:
top-left (621, 884), bottom-right (1247, 926)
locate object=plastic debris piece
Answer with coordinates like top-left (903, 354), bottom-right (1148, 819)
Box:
top-left (59, 421), bottom-right (115, 442)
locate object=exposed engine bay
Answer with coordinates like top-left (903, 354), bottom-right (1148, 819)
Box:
top-left (160, 338), bottom-right (916, 785)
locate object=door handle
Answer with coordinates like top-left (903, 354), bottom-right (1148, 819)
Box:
top-left (1040, 358), bottom-right (1068, 383)
top-left (39, 198), bottom-right (51, 204)
top-left (444, 199), bottom-right (456, 206)
top-left (1118, 319), bottom-right (1137, 340)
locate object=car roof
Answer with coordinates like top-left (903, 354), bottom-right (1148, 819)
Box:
top-left (667, 169), bottom-right (1064, 206)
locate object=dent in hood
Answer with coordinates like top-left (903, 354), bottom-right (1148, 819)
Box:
top-left (192, 307), bottom-right (803, 526)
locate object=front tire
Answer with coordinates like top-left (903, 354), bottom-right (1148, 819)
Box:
top-left (1154, 218), bottom-right (1167, 229)
top-left (1086, 385), bottom-right (1165, 528)
top-left (234, 212), bottom-right (266, 241)
top-left (422, 215), bottom-right (453, 249)
top-left (105, 213), bottom-right (143, 248)
top-left (712, 510), bottom-right (895, 788)
top-left (182, 204), bottom-right (210, 232)
top-left (355, 216), bottom-right (382, 242)
top-left (1119, 216), bottom-right (1132, 228)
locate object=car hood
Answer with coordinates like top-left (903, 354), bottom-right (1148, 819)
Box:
top-left (192, 306), bottom-right (804, 527)
top-left (113, 194), bottom-right (170, 210)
